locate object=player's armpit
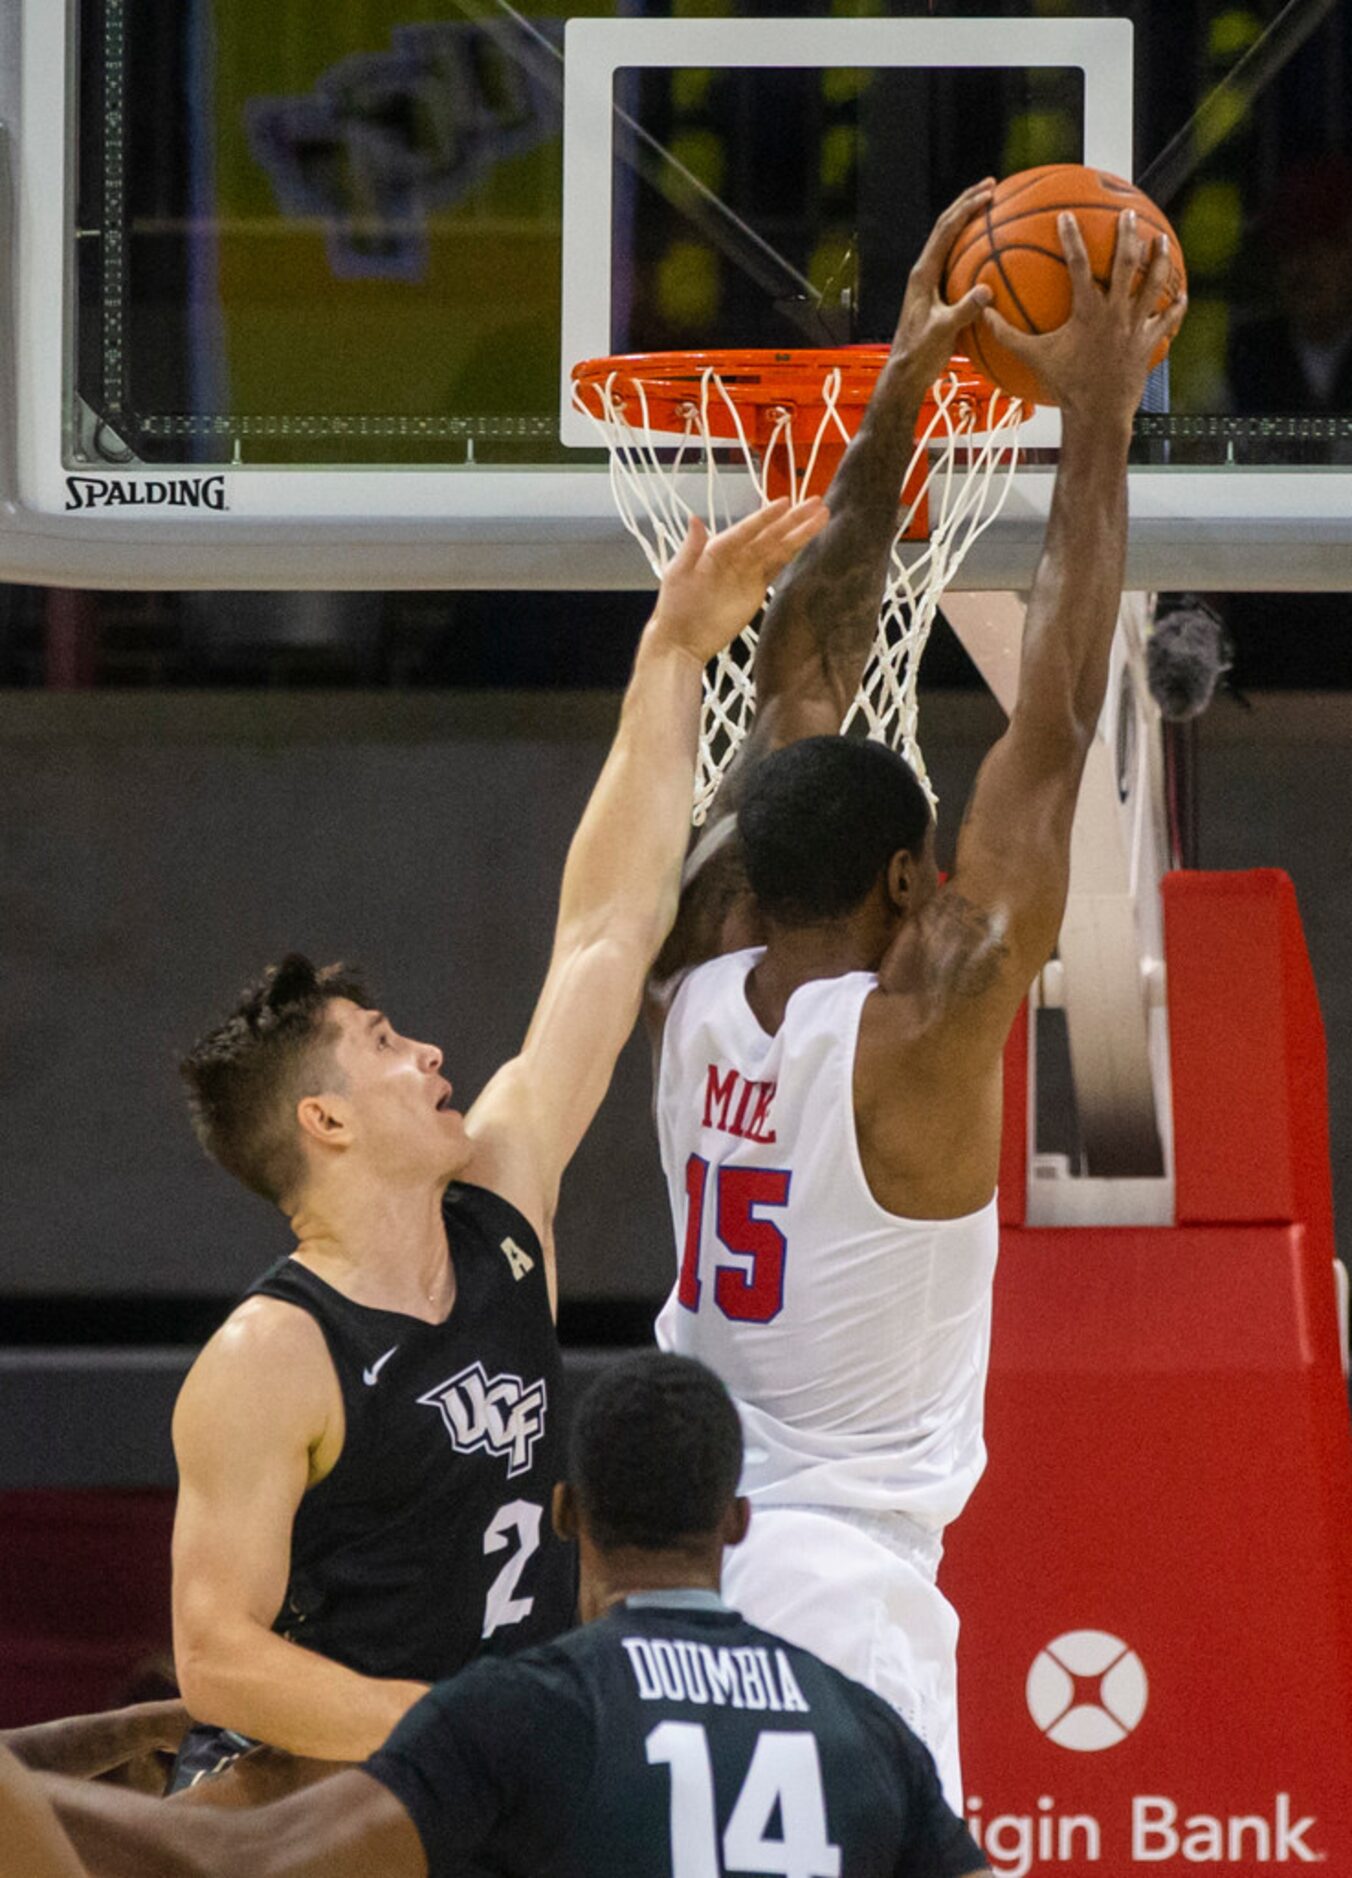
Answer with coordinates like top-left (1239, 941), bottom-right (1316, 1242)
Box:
top-left (464, 924), bottom-right (656, 1251)
top-left (940, 726), bottom-right (1085, 1010)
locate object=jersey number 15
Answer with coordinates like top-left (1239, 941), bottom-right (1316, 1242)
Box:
top-left (678, 1156), bottom-right (792, 1325)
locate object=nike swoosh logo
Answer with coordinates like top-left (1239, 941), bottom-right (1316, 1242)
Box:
top-left (363, 1346), bottom-right (399, 1387)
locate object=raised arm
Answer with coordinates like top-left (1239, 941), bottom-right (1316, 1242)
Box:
top-left (651, 181), bottom-right (996, 982)
top-left (464, 500), bottom-right (828, 1261)
top-left (171, 1305), bottom-right (428, 1764)
top-left (748, 179), bottom-right (995, 756)
top-left (920, 211), bottom-right (1187, 1035)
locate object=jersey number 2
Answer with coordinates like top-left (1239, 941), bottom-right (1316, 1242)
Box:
top-left (679, 1156), bottom-right (791, 1323)
top-left (481, 1500), bottom-right (541, 1639)
top-left (647, 1721), bottom-right (842, 1878)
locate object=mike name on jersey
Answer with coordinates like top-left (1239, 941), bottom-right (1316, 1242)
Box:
top-left (703, 1066), bottom-right (778, 1144)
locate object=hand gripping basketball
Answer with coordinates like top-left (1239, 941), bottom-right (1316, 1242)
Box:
top-left (892, 179), bottom-right (998, 389)
top-left (979, 212), bottom-right (1187, 423)
top-left (648, 498), bottom-right (830, 667)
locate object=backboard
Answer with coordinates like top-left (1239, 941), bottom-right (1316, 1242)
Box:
top-left (2, 0), bottom-right (1350, 589)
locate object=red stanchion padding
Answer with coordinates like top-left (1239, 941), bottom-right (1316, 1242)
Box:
top-left (1166, 869), bottom-right (1335, 1247)
top-left (946, 1226), bottom-right (1352, 1872)
top-left (944, 870), bottom-right (1352, 1874)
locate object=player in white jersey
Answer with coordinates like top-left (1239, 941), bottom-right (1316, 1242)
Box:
top-left (648, 184), bottom-right (1187, 1806)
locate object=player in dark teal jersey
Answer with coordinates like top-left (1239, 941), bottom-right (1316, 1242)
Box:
top-left (10, 1353), bottom-right (991, 1878)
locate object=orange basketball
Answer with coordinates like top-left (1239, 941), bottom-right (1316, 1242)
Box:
top-left (943, 164), bottom-right (1186, 406)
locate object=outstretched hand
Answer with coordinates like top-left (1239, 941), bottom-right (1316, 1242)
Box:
top-left (648, 497), bottom-right (831, 666)
top-left (980, 210), bottom-right (1187, 423)
top-left (892, 179), bottom-right (997, 387)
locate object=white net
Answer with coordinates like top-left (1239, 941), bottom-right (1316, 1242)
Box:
top-left (575, 360), bottom-right (1025, 824)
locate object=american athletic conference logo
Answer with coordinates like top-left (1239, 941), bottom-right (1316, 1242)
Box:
top-left (1026, 1630), bottom-right (1149, 1751)
top-left (418, 1362), bottom-right (547, 1479)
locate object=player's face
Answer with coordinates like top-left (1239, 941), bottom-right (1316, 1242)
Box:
top-left (326, 997), bottom-right (469, 1181)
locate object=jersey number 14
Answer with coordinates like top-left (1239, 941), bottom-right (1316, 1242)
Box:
top-left (679, 1155), bottom-right (792, 1324)
top-left (648, 1721), bottom-right (841, 1878)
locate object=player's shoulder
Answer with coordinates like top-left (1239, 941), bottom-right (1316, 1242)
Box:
top-left (189, 1287), bottom-right (331, 1382)
top-left (658, 946), bottom-right (764, 1056)
top-left (173, 1288), bottom-right (334, 1442)
top-left (443, 1178), bottom-right (545, 1258)
top-left (426, 1628), bottom-right (600, 1746)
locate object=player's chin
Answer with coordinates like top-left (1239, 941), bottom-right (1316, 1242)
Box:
top-left (435, 1114), bottom-right (472, 1175)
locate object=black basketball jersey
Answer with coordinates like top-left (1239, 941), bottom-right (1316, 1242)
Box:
top-left (247, 1181), bottom-right (576, 1683)
top-left (366, 1594), bottom-right (986, 1878)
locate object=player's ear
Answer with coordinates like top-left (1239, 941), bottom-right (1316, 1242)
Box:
top-left (296, 1092), bottom-right (351, 1147)
top-left (722, 1496), bottom-right (751, 1550)
top-left (552, 1481), bottom-right (578, 1542)
top-left (885, 848), bottom-right (916, 914)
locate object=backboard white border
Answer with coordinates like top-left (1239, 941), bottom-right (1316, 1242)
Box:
top-left (560, 14), bottom-right (1134, 451)
top-left (0, 2), bottom-right (1346, 587)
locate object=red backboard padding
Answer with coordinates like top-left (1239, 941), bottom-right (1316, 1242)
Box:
top-left (1166, 869), bottom-right (1336, 1245)
top-left (945, 871), bottom-right (1352, 1871)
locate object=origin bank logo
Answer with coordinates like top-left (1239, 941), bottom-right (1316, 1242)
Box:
top-left (1027, 1630), bottom-right (1149, 1750)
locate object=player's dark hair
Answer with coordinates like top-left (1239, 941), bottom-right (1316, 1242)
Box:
top-left (570, 1352), bottom-right (744, 1552)
top-left (739, 735), bottom-right (933, 926)
top-left (180, 954), bottom-right (373, 1208)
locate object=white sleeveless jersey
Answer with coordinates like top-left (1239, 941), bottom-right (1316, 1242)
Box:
top-left (655, 948), bottom-right (999, 1528)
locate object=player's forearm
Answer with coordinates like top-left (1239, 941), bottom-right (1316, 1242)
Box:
top-left (179, 1624), bottom-right (426, 1763)
top-left (1012, 406), bottom-right (1133, 753)
top-left (554, 622), bottom-right (703, 953)
top-left (0, 1749), bottom-right (87, 1878)
top-left (44, 1767), bottom-right (237, 1878)
top-left (753, 354), bottom-right (928, 709)
top-left (1, 1703), bottom-right (186, 1781)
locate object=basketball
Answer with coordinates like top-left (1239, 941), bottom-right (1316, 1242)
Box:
top-left (943, 164), bottom-right (1187, 406)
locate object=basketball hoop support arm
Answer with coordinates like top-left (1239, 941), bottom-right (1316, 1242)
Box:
top-left (943, 590), bottom-right (1175, 1226)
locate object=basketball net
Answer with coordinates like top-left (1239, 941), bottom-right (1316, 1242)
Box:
top-left (573, 350), bottom-right (1026, 824)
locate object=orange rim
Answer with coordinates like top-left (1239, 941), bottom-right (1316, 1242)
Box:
top-left (571, 346), bottom-right (1022, 440)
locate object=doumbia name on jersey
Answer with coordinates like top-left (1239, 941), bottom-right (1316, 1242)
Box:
top-left (623, 1637), bottom-right (810, 1714)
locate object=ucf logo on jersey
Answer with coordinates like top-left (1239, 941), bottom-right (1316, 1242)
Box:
top-left (418, 1362), bottom-right (548, 1478)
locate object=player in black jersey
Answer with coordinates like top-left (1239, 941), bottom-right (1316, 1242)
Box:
top-left (158, 498), bottom-right (829, 1790)
top-left (16, 1354), bottom-right (992, 1877)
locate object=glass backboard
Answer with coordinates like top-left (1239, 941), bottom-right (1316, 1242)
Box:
top-left (2, 0), bottom-right (1350, 588)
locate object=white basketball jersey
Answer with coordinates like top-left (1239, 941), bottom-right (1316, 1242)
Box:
top-left (655, 948), bottom-right (999, 1528)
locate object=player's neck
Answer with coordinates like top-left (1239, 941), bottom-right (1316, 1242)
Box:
top-left (581, 1547), bottom-right (724, 1623)
top-left (289, 1175), bottom-right (454, 1320)
top-left (749, 918), bottom-right (888, 1029)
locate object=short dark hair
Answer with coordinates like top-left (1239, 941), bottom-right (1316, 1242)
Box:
top-left (569, 1352), bottom-right (743, 1552)
top-left (180, 954), bottom-right (372, 1207)
top-left (739, 736), bottom-right (933, 925)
